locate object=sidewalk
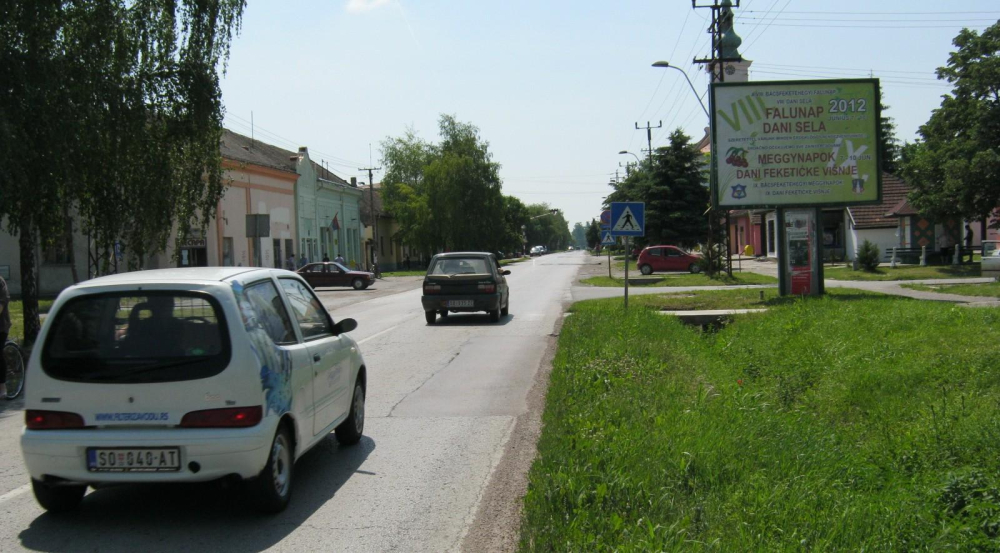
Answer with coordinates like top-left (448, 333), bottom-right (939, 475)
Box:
top-left (578, 252), bottom-right (1000, 307)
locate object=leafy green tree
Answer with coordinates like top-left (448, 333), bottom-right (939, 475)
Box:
top-left (523, 204), bottom-right (570, 251)
top-left (605, 130), bottom-right (709, 250)
top-left (0, 0), bottom-right (245, 343)
top-left (586, 219), bottom-right (600, 249)
top-left (646, 130), bottom-right (711, 248)
top-left (381, 115), bottom-right (513, 255)
top-left (879, 103), bottom-right (901, 174)
top-left (571, 222), bottom-right (587, 249)
top-left (901, 22), bottom-right (1000, 226)
top-left (501, 195), bottom-right (529, 255)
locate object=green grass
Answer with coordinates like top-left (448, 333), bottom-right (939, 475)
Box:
top-left (501, 257), bottom-right (529, 266)
top-left (380, 269), bottom-right (426, 277)
top-left (7, 300), bottom-right (54, 343)
top-left (825, 263), bottom-right (981, 281)
top-left (581, 272), bottom-right (777, 288)
top-left (521, 289), bottom-right (1000, 551)
top-left (902, 281), bottom-right (1000, 298)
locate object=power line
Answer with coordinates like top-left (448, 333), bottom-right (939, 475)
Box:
top-left (751, 61), bottom-right (940, 77)
top-left (742, 0), bottom-right (793, 53)
top-left (742, 16), bottom-right (1000, 22)
top-left (224, 113), bottom-right (368, 168)
top-left (744, 10), bottom-right (1000, 15)
top-left (748, 22), bottom-right (995, 29)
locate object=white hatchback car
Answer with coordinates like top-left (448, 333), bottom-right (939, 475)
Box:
top-left (20, 267), bottom-right (367, 513)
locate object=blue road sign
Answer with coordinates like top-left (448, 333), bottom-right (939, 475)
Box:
top-left (609, 202), bottom-right (644, 237)
top-left (601, 230), bottom-right (615, 246)
top-left (600, 209), bottom-right (611, 229)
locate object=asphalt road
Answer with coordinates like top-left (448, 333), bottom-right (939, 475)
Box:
top-left (0, 251), bottom-right (591, 552)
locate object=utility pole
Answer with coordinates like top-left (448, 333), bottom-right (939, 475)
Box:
top-left (693, 0), bottom-right (742, 277)
top-left (635, 121), bottom-right (662, 165)
top-left (359, 165), bottom-right (382, 270)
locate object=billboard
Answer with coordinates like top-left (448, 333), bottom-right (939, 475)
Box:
top-left (711, 79), bottom-right (882, 208)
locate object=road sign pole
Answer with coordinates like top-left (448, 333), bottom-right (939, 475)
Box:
top-left (624, 236), bottom-right (629, 310)
top-left (608, 244), bottom-right (612, 278)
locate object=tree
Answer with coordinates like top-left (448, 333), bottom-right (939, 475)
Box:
top-left (879, 103), bottom-right (901, 174)
top-left (605, 130), bottom-right (709, 250)
top-left (0, 0), bottom-right (245, 343)
top-left (586, 219), bottom-right (600, 249)
top-left (901, 22), bottom-right (1000, 226)
top-left (571, 222), bottom-right (587, 249)
top-left (381, 115), bottom-right (513, 255)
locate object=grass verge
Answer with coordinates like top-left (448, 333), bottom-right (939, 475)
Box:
top-left (825, 263), bottom-right (981, 281)
top-left (901, 281), bottom-right (1000, 298)
top-left (501, 257), bottom-right (529, 266)
top-left (7, 300), bottom-right (54, 343)
top-left (521, 289), bottom-right (1000, 550)
top-left (581, 272), bottom-right (777, 288)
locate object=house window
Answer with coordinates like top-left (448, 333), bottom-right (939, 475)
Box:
top-left (43, 219), bottom-right (73, 265)
top-left (222, 237), bottom-right (234, 266)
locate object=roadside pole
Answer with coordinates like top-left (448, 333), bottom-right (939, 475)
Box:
top-left (608, 246), bottom-right (612, 279)
top-left (624, 237), bottom-right (629, 310)
top-left (608, 202), bottom-right (644, 312)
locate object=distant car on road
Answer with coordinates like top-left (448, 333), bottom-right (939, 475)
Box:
top-left (20, 267), bottom-right (367, 514)
top-left (983, 240), bottom-right (1000, 279)
top-left (297, 262), bottom-right (374, 290)
top-left (529, 246), bottom-right (543, 257)
top-left (422, 252), bottom-right (510, 324)
top-left (637, 245), bottom-right (702, 274)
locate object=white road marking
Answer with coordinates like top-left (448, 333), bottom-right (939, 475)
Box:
top-left (357, 323), bottom-right (402, 345)
top-left (0, 483), bottom-right (30, 504)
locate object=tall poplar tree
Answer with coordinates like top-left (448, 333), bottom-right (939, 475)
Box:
top-left (0, 0), bottom-right (246, 343)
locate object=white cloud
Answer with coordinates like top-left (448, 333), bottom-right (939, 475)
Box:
top-left (345, 0), bottom-right (391, 13)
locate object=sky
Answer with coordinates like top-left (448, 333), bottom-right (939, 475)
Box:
top-left (218, 0), bottom-right (999, 230)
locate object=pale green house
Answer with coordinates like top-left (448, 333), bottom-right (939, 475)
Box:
top-left (295, 147), bottom-right (364, 268)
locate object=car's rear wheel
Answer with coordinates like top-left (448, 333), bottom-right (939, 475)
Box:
top-left (689, 263), bottom-right (701, 274)
top-left (501, 298), bottom-right (509, 317)
top-left (640, 264), bottom-right (653, 275)
top-left (255, 425), bottom-right (294, 513)
top-left (439, 310), bottom-right (449, 318)
top-left (489, 308), bottom-right (500, 323)
top-left (425, 311), bottom-right (436, 324)
top-left (31, 479), bottom-right (86, 513)
top-left (352, 278), bottom-right (365, 290)
top-left (335, 381), bottom-right (365, 445)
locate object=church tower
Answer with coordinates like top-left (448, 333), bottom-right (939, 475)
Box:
top-left (711, 0), bottom-right (752, 83)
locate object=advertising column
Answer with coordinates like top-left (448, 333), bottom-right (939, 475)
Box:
top-left (783, 209), bottom-right (818, 295)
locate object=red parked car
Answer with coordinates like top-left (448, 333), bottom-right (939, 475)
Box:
top-left (297, 262), bottom-right (374, 290)
top-left (636, 245), bottom-right (701, 275)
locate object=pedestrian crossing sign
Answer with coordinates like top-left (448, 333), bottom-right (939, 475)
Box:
top-left (609, 202), bottom-right (644, 237)
top-left (601, 230), bottom-right (615, 246)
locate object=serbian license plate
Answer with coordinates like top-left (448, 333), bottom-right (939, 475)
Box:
top-left (87, 447), bottom-right (181, 472)
top-left (447, 300), bottom-right (474, 308)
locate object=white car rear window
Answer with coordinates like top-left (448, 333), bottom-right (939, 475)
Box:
top-left (42, 292), bottom-right (230, 383)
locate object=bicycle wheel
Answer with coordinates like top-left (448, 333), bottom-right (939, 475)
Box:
top-left (3, 341), bottom-right (25, 400)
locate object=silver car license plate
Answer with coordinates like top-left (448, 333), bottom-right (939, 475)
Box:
top-left (87, 447), bottom-right (181, 472)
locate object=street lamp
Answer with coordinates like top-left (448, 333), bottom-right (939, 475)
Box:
top-left (618, 150), bottom-right (640, 176)
top-left (651, 61), bottom-right (709, 118)
top-left (652, 60), bottom-right (728, 275)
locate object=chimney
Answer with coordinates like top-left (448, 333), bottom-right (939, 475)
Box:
top-left (350, 177), bottom-right (357, 187)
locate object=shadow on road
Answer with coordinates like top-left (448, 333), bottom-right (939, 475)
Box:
top-left (19, 434), bottom-right (375, 552)
top-left (432, 314), bottom-right (514, 327)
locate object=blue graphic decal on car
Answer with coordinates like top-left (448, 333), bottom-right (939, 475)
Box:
top-left (231, 281), bottom-right (293, 417)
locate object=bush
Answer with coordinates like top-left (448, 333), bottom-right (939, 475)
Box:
top-left (857, 239), bottom-right (881, 271)
top-left (696, 243), bottom-right (726, 276)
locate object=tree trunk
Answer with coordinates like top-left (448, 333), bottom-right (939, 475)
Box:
top-left (65, 206), bottom-right (79, 284)
top-left (18, 214), bottom-right (41, 345)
